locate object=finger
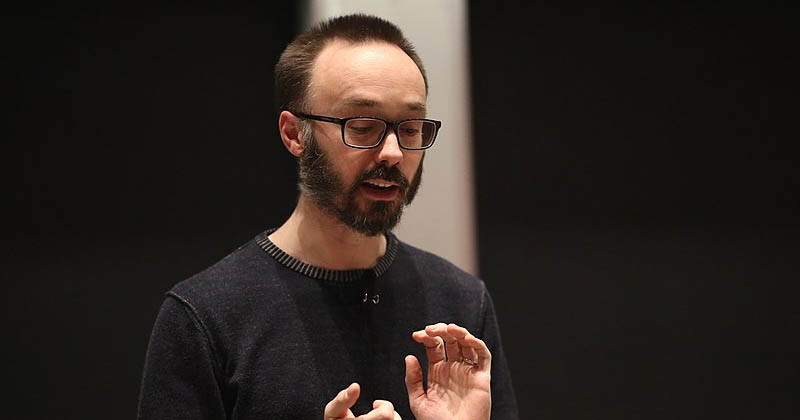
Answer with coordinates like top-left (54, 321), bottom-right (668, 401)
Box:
top-left (461, 334), bottom-right (491, 368)
top-left (356, 400), bottom-right (395, 420)
top-left (412, 330), bottom-right (446, 364)
top-left (448, 324), bottom-right (492, 369)
top-left (324, 382), bottom-right (360, 419)
top-left (456, 337), bottom-right (479, 364)
top-left (424, 323), bottom-right (461, 362)
top-left (446, 324), bottom-right (478, 363)
top-left (404, 355), bottom-right (425, 404)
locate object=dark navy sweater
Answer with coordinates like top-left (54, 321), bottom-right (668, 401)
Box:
top-left (137, 230), bottom-right (518, 419)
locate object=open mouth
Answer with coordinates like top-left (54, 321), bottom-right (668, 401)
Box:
top-left (363, 180), bottom-right (399, 191)
top-left (361, 180), bottom-right (400, 199)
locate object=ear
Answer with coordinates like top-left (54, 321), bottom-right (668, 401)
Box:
top-left (278, 110), bottom-right (305, 157)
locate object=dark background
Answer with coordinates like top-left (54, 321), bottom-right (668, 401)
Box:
top-left (469, 4), bottom-right (798, 419)
top-left (5, 4), bottom-right (798, 419)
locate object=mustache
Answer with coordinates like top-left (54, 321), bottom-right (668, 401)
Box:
top-left (355, 165), bottom-right (409, 189)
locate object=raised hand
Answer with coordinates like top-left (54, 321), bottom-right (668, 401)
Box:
top-left (323, 382), bottom-right (402, 420)
top-left (405, 323), bottom-right (492, 420)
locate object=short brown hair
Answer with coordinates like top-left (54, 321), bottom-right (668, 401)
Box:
top-left (274, 14), bottom-right (428, 113)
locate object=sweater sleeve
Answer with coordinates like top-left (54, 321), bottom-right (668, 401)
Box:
top-left (482, 288), bottom-right (520, 420)
top-left (137, 295), bottom-right (227, 420)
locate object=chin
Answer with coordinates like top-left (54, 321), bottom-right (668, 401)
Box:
top-left (346, 206), bottom-right (404, 237)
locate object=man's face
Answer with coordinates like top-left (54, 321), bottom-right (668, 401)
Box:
top-left (298, 40), bottom-right (427, 236)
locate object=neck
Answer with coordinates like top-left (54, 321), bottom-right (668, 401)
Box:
top-left (268, 194), bottom-right (387, 270)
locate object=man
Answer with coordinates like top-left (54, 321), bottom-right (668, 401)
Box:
top-left (138, 14), bottom-right (518, 419)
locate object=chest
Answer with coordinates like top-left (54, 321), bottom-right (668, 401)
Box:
top-left (221, 296), bottom-right (428, 419)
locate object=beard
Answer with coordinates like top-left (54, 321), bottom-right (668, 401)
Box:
top-left (298, 132), bottom-right (423, 237)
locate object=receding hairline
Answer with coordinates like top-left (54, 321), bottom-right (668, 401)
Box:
top-left (305, 38), bottom-right (428, 114)
top-left (311, 37), bottom-right (426, 81)
top-left (274, 14), bottom-right (429, 114)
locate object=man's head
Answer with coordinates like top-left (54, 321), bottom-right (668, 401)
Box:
top-left (275, 15), bottom-right (433, 236)
top-left (274, 14), bottom-right (428, 113)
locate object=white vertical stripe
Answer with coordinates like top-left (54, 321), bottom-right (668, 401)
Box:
top-left (302, 0), bottom-right (478, 275)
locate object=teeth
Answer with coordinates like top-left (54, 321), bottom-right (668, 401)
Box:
top-left (365, 180), bottom-right (393, 188)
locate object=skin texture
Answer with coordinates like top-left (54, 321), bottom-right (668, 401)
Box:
top-left (271, 40), bottom-right (491, 420)
top-left (324, 383), bottom-right (401, 420)
top-left (271, 39), bottom-right (426, 270)
top-left (297, 128), bottom-right (423, 237)
top-left (322, 322), bottom-right (493, 420)
top-left (405, 323), bottom-right (492, 420)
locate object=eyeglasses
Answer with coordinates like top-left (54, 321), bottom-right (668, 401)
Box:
top-left (292, 111), bottom-right (441, 150)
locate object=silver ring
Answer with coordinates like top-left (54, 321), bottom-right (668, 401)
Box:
top-left (460, 357), bottom-right (478, 366)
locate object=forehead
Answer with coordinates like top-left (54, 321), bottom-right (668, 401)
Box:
top-left (308, 39), bottom-right (427, 114)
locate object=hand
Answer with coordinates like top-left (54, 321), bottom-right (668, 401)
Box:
top-left (324, 382), bottom-right (402, 420)
top-left (405, 323), bottom-right (492, 420)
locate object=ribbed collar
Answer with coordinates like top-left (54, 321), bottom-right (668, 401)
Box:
top-left (256, 228), bottom-right (399, 285)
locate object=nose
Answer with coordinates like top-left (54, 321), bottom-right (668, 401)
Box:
top-left (375, 128), bottom-right (403, 166)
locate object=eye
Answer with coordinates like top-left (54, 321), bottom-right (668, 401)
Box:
top-left (399, 121), bottom-right (424, 136)
top-left (346, 119), bottom-right (383, 135)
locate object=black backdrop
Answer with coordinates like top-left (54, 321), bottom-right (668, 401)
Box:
top-left (6, 4), bottom-right (798, 419)
top-left (6, 5), bottom-right (298, 419)
top-left (469, 4), bottom-right (798, 420)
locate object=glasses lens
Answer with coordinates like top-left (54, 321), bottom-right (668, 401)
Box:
top-left (344, 118), bottom-right (386, 147)
top-left (398, 120), bottom-right (437, 149)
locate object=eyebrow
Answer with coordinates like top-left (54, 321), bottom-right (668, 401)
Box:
top-left (338, 97), bottom-right (427, 113)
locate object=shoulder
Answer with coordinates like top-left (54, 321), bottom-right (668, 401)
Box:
top-left (391, 239), bottom-right (498, 337)
top-left (397, 240), bottom-right (484, 285)
top-left (172, 236), bottom-right (259, 293)
top-left (395, 239), bottom-right (488, 299)
top-left (161, 232), bottom-right (289, 355)
top-left (167, 232), bottom-right (283, 320)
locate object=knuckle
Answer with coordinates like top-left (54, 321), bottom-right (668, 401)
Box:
top-left (376, 399), bottom-right (393, 410)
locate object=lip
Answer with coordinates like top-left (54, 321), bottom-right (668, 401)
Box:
top-left (359, 183), bottom-right (400, 201)
top-left (363, 179), bottom-right (400, 188)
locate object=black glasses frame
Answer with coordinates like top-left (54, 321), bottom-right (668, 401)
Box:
top-left (291, 111), bottom-right (441, 150)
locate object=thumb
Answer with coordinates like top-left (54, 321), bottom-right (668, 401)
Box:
top-left (404, 355), bottom-right (425, 404)
top-left (325, 382), bottom-right (360, 419)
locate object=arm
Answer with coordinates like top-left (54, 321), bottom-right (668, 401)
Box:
top-left (137, 296), bottom-right (227, 420)
top-left (480, 290), bottom-right (520, 420)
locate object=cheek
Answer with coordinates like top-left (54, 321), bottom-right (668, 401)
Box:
top-left (317, 133), bottom-right (364, 181)
top-left (338, 151), bottom-right (370, 180)
top-left (402, 154), bottom-right (423, 179)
